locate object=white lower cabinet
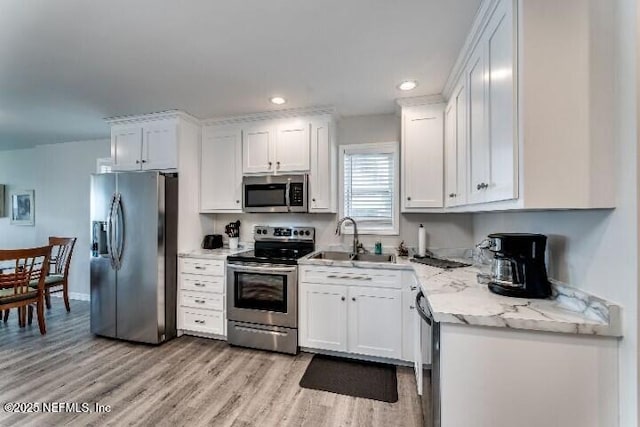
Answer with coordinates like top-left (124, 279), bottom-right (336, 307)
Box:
top-left (178, 257), bottom-right (226, 338)
top-left (348, 286), bottom-right (402, 359)
top-left (299, 283), bottom-right (348, 352)
top-left (299, 266), bottom-right (409, 361)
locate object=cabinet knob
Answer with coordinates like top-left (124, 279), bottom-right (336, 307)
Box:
top-left (352, 297), bottom-right (356, 302)
top-left (141, 160), bottom-right (147, 163)
top-left (449, 193), bottom-right (455, 198)
top-left (410, 305), bottom-right (415, 310)
top-left (407, 196), bottom-right (411, 201)
top-left (236, 200), bottom-right (240, 204)
top-left (476, 183), bottom-right (481, 191)
top-left (341, 296), bottom-right (346, 301)
top-left (268, 161), bottom-right (272, 168)
top-left (136, 160), bottom-right (140, 164)
top-left (312, 198), bottom-right (316, 202)
top-left (276, 161), bottom-right (280, 168)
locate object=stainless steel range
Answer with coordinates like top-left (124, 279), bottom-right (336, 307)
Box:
top-left (226, 225), bottom-right (315, 355)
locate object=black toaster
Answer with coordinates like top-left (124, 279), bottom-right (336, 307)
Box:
top-left (202, 234), bottom-right (223, 250)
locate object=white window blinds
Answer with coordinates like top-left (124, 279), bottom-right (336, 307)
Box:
top-left (343, 147), bottom-right (396, 231)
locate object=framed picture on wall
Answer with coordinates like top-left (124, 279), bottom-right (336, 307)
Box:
top-left (10, 190), bottom-right (34, 226)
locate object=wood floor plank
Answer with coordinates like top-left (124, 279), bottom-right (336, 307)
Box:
top-left (0, 301), bottom-right (423, 427)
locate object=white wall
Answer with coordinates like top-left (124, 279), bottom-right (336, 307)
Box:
top-left (473, 0), bottom-right (638, 423)
top-left (35, 139), bottom-right (110, 297)
top-left (0, 149), bottom-right (39, 249)
top-left (0, 139), bottom-right (110, 298)
top-left (204, 113), bottom-right (475, 252)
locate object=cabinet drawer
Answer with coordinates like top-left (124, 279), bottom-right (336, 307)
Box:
top-left (301, 267), bottom-right (402, 289)
top-left (180, 275), bottom-right (224, 294)
top-left (181, 308), bottom-right (224, 335)
top-left (180, 258), bottom-right (224, 276)
top-left (181, 291), bottom-right (224, 311)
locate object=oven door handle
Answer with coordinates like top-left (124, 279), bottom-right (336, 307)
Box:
top-left (228, 263), bottom-right (297, 273)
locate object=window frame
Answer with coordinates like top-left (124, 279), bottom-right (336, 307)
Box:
top-left (338, 141), bottom-right (400, 235)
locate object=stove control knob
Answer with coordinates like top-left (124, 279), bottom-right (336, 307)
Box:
top-left (262, 229), bottom-right (268, 235)
top-left (305, 230), bottom-right (311, 236)
top-left (293, 230), bottom-right (299, 236)
top-left (256, 229), bottom-right (262, 234)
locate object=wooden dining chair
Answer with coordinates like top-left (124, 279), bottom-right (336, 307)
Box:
top-left (37, 237), bottom-right (77, 311)
top-left (0, 246), bottom-right (51, 335)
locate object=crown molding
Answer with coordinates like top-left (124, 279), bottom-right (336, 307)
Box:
top-left (395, 94), bottom-right (445, 109)
top-left (202, 105), bottom-right (337, 126)
top-left (105, 110), bottom-right (201, 126)
top-left (441, 0), bottom-right (501, 100)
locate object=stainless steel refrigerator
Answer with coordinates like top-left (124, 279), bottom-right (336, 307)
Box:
top-left (90, 171), bottom-right (178, 344)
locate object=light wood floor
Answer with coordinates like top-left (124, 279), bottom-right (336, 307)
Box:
top-left (0, 301), bottom-right (423, 427)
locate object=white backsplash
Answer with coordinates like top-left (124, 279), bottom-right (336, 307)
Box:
top-left (205, 212), bottom-right (474, 253)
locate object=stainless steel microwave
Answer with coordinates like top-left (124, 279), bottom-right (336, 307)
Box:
top-left (242, 174), bottom-right (308, 213)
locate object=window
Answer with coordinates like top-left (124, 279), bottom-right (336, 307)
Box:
top-left (340, 142), bottom-right (399, 235)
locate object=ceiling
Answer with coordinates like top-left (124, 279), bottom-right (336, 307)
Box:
top-left (0, 0), bottom-right (481, 150)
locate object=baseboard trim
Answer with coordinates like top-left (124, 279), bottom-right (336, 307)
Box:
top-left (51, 292), bottom-right (90, 302)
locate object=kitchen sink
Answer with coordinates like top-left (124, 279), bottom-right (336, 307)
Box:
top-left (308, 251), bottom-right (354, 261)
top-left (308, 251), bottom-right (396, 263)
top-left (352, 253), bottom-right (396, 263)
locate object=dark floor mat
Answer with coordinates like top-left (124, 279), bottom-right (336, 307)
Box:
top-left (299, 354), bottom-right (398, 403)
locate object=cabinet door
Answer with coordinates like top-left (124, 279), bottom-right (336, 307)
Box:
top-left (401, 105), bottom-right (445, 211)
top-left (274, 121), bottom-right (310, 172)
top-left (467, 46), bottom-right (489, 204)
top-left (299, 283), bottom-right (348, 352)
top-left (142, 122), bottom-right (178, 170)
top-left (243, 126), bottom-right (273, 173)
top-left (111, 126), bottom-right (142, 171)
top-left (309, 121), bottom-right (335, 212)
top-left (200, 126), bottom-right (243, 212)
top-left (486, 0), bottom-right (517, 202)
top-left (401, 285), bottom-right (419, 362)
top-left (454, 80), bottom-right (469, 206)
top-left (348, 286), bottom-right (402, 359)
top-left (444, 99), bottom-right (458, 207)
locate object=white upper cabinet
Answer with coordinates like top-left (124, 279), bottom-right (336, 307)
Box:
top-left (401, 104), bottom-right (445, 211)
top-left (441, 0), bottom-right (614, 211)
top-left (274, 121), bottom-right (310, 172)
top-left (242, 119), bottom-right (311, 174)
top-left (309, 119), bottom-right (337, 213)
top-left (142, 121), bottom-right (179, 171)
top-left (242, 125), bottom-right (274, 174)
top-left (111, 126), bottom-right (143, 171)
top-left (445, 80), bottom-right (469, 207)
top-left (108, 112), bottom-right (192, 172)
top-left (200, 125), bottom-right (243, 212)
top-left (453, 0), bottom-right (517, 206)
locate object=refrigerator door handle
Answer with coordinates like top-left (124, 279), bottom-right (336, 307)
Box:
top-left (106, 193), bottom-right (117, 269)
top-left (114, 193), bottom-right (125, 270)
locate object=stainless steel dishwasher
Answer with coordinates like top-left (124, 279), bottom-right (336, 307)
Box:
top-left (416, 290), bottom-right (440, 427)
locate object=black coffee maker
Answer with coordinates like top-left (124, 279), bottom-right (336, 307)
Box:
top-left (485, 233), bottom-right (552, 299)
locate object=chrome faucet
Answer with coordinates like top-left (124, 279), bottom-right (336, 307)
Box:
top-left (335, 216), bottom-right (360, 255)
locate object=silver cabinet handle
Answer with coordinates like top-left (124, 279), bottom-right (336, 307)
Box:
top-left (194, 266), bottom-right (205, 270)
top-left (194, 283), bottom-right (205, 287)
top-left (194, 300), bottom-right (206, 304)
top-left (194, 319), bottom-right (206, 324)
top-left (327, 274), bottom-right (372, 281)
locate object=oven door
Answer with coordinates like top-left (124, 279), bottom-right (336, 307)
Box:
top-left (227, 262), bottom-right (298, 328)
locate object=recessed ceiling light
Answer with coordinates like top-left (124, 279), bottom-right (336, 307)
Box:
top-left (270, 96), bottom-right (286, 105)
top-left (397, 80), bottom-right (418, 91)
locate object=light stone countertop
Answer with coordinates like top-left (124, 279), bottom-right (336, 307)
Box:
top-left (178, 246), bottom-right (251, 260)
top-left (299, 249), bottom-right (622, 337)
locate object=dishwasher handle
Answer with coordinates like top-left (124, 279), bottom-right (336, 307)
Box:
top-left (415, 290), bottom-right (433, 326)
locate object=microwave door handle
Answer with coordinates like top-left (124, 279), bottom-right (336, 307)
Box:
top-left (285, 181), bottom-right (291, 211)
